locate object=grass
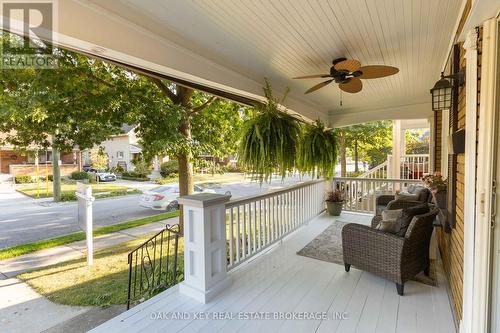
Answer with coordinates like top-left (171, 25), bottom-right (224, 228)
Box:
top-left (16, 182), bottom-right (135, 199)
top-left (19, 235), bottom-right (184, 307)
top-left (156, 172), bottom-right (245, 185)
top-left (0, 210), bottom-right (179, 260)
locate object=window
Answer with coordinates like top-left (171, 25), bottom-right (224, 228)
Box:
top-left (116, 151), bottom-right (124, 159)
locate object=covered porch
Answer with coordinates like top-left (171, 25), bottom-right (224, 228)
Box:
top-left (4, 0), bottom-right (500, 332)
top-left (91, 211), bottom-right (455, 333)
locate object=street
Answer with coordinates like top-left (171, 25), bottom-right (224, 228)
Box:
top-left (0, 175), bottom-right (309, 248)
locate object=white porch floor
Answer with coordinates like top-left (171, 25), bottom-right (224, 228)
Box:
top-left (91, 212), bottom-right (457, 333)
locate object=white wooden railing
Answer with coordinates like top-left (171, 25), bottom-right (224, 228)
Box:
top-left (400, 154), bottom-right (430, 179)
top-left (225, 179), bottom-right (325, 270)
top-left (333, 177), bottom-right (422, 213)
top-left (358, 154), bottom-right (429, 180)
top-left (359, 161), bottom-right (388, 179)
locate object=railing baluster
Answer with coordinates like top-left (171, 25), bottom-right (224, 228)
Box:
top-left (258, 200), bottom-right (262, 249)
top-left (252, 201), bottom-right (257, 253)
top-left (236, 205), bottom-right (241, 262)
top-left (229, 207), bottom-right (234, 266)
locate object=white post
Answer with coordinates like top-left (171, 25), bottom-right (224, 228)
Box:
top-left (392, 120), bottom-right (402, 180)
top-left (178, 193), bottom-right (232, 303)
top-left (76, 182), bottom-right (95, 266)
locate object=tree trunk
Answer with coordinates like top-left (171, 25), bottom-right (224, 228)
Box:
top-left (52, 146), bottom-right (61, 202)
top-left (339, 135), bottom-right (347, 177)
top-left (177, 119), bottom-right (194, 232)
top-left (354, 140), bottom-right (359, 173)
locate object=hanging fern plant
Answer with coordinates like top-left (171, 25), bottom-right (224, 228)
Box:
top-left (238, 80), bottom-right (302, 182)
top-left (297, 120), bottom-right (337, 179)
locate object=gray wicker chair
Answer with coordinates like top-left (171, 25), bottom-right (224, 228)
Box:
top-left (375, 186), bottom-right (432, 215)
top-left (342, 205), bottom-right (439, 296)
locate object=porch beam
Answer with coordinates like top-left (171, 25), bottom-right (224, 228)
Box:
top-left (330, 102), bottom-right (432, 127)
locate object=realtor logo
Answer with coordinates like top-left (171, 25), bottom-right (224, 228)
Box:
top-left (0, 0), bottom-right (58, 68)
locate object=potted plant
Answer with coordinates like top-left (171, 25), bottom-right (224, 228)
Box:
top-left (296, 120), bottom-right (337, 179)
top-left (422, 171), bottom-right (447, 208)
top-left (238, 79), bottom-right (301, 183)
top-left (325, 189), bottom-right (344, 216)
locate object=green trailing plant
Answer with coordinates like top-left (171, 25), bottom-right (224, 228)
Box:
top-left (238, 80), bottom-right (302, 182)
top-left (297, 120), bottom-right (337, 179)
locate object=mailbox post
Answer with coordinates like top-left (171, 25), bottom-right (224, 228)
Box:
top-left (76, 182), bottom-right (95, 266)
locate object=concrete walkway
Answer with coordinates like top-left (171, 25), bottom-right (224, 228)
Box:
top-left (0, 216), bottom-right (178, 279)
top-left (0, 277), bottom-right (88, 333)
top-left (0, 217), bottom-right (177, 333)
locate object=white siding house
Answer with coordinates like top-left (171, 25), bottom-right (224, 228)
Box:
top-left (82, 125), bottom-right (142, 171)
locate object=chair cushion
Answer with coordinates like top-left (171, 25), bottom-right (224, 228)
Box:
top-left (396, 203), bottom-right (430, 237)
top-left (382, 209), bottom-right (403, 221)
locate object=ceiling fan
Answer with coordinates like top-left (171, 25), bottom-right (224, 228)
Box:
top-left (293, 57), bottom-right (399, 94)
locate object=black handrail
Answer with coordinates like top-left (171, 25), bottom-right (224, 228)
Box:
top-left (127, 224), bottom-right (182, 309)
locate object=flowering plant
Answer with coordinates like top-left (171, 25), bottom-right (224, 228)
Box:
top-left (326, 189), bottom-right (344, 202)
top-left (422, 171), bottom-right (447, 193)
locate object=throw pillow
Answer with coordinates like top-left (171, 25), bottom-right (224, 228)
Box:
top-left (395, 192), bottom-right (419, 201)
top-left (396, 203), bottom-right (430, 237)
top-left (382, 209), bottom-right (403, 221)
top-left (376, 219), bottom-right (400, 234)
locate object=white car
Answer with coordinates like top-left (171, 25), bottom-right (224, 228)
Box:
top-left (139, 184), bottom-right (215, 211)
top-left (88, 169), bottom-right (117, 182)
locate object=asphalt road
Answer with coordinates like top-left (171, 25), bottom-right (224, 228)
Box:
top-left (0, 176), bottom-right (309, 249)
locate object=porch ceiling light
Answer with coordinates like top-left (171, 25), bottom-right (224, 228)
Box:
top-left (430, 72), bottom-right (452, 111)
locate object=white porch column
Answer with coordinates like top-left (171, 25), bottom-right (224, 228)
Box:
top-left (391, 120), bottom-right (402, 179)
top-left (178, 193), bottom-right (232, 303)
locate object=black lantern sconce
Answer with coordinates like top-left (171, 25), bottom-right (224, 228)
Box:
top-left (430, 70), bottom-right (465, 112)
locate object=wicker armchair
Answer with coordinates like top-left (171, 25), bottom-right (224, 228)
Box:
top-left (375, 186), bottom-right (432, 215)
top-left (342, 205), bottom-right (439, 295)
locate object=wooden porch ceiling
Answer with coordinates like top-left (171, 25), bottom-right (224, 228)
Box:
top-left (1, 0), bottom-right (465, 125)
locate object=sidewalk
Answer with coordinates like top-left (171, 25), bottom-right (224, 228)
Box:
top-left (0, 216), bottom-right (178, 279)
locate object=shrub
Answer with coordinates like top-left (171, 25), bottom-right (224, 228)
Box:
top-left (15, 175), bottom-right (35, 184)
top-left (155, 173), bottom-right (178, 184)
top-left (70, 171), bottom-right (91, 180)
top-left (160, 159), bottom-right (179, 177)
top-left (132, 159), bottom-right (151, 178)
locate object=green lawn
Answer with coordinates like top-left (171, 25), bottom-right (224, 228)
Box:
top-left (156, 172), bottom-right (246, 185)
top-left (0, 211), bottom-right (179, 260)
top-left (19, 235), bottom-right (184, 307)
top-left (16, 183), bottom-right (137, 200)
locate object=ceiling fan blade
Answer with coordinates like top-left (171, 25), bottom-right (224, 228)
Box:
top-left (305, 79), bottom-right (334, 94)
top-left (293, 74), bottom-right (330, 79)
top-left (358, 65), bottom-right (399, 79)
top-left (339, 77), bottom-right (362, 93)
top-left (334, 59), bottom-right (361, 72)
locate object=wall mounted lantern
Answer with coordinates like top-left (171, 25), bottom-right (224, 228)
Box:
top-left (430, 70), bottom-right (465, 112)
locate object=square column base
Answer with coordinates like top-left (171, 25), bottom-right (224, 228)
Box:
top-left (179, 276), bottom-right (232, 304)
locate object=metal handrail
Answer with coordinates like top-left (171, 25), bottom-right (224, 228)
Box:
top-left (126, 224), bottom-right (181, 309)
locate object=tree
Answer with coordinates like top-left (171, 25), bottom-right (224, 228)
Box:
top-left (89, 147), bottom-right (109, 170)
top-left (0, 33), bottom-right (128, 200)
top-left (405, 129), bottom-right (430, 154)
top-left (336, 121), bottom-right (392, 176)
top-left (122, 77), bottom-right (243, 230)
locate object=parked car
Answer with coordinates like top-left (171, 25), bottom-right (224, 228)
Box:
top-left (88, 170), bottom-right (117, 182)
top-left (139, 184), bottom-right (215, 211)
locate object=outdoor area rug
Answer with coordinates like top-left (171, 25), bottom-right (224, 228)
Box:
top-left (296, 220), bottom-right (437, 286)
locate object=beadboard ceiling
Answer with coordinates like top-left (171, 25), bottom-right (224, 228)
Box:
top-left (84, 0), bottom-right (463, 123)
